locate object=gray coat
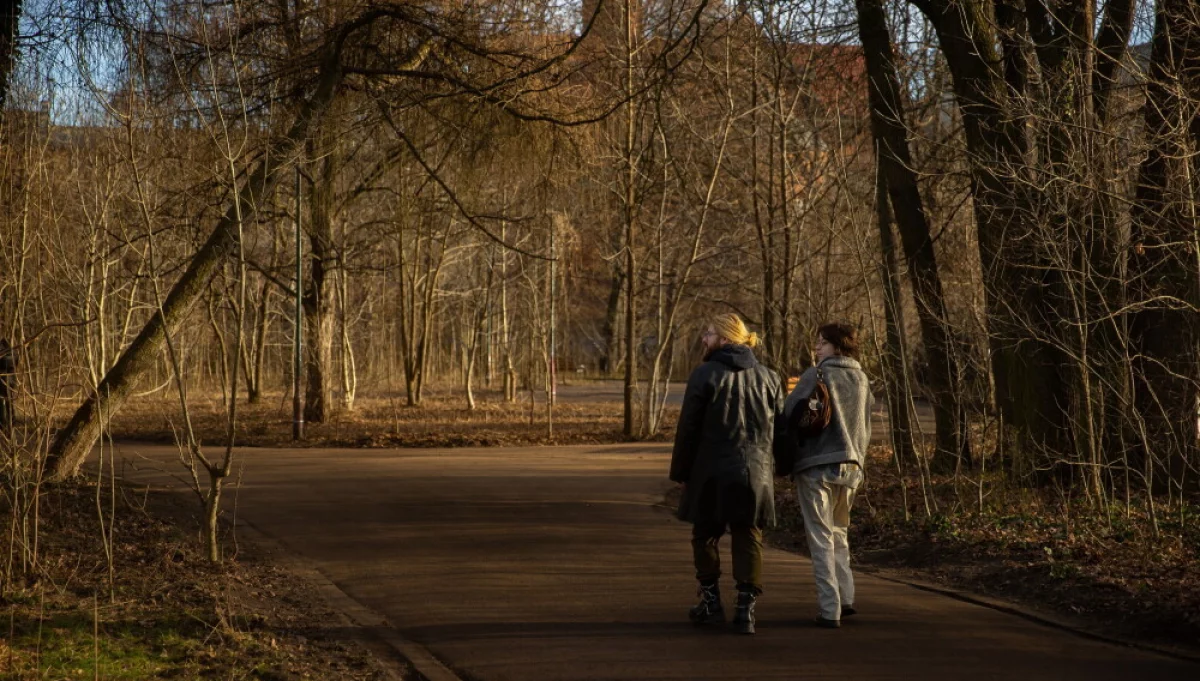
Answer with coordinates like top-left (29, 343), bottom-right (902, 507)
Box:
top-left (669, 344), bottom-right (783, 528)
top-left (783, 356), bottom-right (874, 474)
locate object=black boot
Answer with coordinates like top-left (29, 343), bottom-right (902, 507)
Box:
top-left (732, 589), bottom-right (756, 635)
top-left (688, 581), bottom-right (725, 625)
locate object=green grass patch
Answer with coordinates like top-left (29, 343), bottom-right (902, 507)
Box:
top-left (5, 606), bottom-right (215, 679)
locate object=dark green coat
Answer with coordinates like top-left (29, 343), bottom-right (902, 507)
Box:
top-left (669, 344), bottom-right (784, 528)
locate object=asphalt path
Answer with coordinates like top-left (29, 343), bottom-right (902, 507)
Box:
top-left (111, 442), bottom-right (1197, 681)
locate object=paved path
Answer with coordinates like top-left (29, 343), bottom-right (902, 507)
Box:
top-left (113, 443), bottom-right (1197, 681)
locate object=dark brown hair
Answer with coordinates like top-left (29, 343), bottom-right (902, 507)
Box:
top-left (817, 322), bottom-right (859, 358)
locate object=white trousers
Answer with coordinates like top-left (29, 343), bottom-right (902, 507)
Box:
top-left (797, 466), bottom-right (858, 620)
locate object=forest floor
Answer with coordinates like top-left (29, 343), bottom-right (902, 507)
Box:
top-left (1, 481), bottom-right (411, 680)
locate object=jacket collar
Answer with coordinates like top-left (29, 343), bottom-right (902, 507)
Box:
top-left (706, 344), bottom-right (758, 370)
top-left (818, 355), bottom-right (862, 371)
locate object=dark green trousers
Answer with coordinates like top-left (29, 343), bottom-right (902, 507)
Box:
top-left (691, 521), bottom-right (763, 595)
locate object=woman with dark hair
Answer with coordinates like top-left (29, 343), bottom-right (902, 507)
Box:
top-left (784, 322), bottom-right (874, 628)
top-left (669, 313), bottom-right (784, 635)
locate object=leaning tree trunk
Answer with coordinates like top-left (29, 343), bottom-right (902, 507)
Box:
top-left (44, 55), bottom-right (344, 482)
top-left (858, 0), bottom-right (965, 466)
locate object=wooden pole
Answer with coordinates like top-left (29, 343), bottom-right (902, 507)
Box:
top-left (293, 166), bottom-right (305, 441)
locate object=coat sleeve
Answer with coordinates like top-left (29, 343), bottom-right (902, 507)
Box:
top-left (783, 366), bottom-right (819, 423)
top-left (669, 366), bottom-right (712, 482)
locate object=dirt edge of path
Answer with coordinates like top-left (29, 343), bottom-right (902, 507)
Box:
top-left (851, 563), bottom-right (1200, 664)
top-left (231, 517), bottom-right (466, 681)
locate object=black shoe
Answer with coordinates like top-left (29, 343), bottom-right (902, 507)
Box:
top-left (733, 590), bottom-right (757, 635)
top-left (688, 582), bottom-right (725, 625)
top-left (814, 616), bottom-right (841, 629)
top-left (841, 605), bottom-right (857, 617)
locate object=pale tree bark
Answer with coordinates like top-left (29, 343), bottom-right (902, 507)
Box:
top-left (339, 256), bottom-right (357, 411)
top-left (463, 247), bottom-right (490, 411)
top-left (500, 222), bottom-right (518, 402)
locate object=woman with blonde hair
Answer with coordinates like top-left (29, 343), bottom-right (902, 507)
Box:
top-left (669, 313), bottom-right (784, 635)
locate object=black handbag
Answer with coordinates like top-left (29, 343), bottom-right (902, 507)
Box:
top-left (774, 368), bottom-right (832, 477)
top-left (793, 367), bottom-right (832, 436)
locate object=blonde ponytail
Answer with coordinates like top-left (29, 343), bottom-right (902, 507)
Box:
top-left (712, 313), bottom-right (760, 348)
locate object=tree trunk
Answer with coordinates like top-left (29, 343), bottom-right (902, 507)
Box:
top-left (465, 307), bottom-right (479, 411)
top-left (621, 0), bottom-right (638, 439)
top-left (1128, 0), bottom-right (1200, 489)
top-left (465, 266), bottom-right (489, 411)
top-left (243, 279), bottom-right (271, 404)
top-left (859, 0), bottom-right (965, 465)
top-left (500, 224), bottom-right (517, 401)
top-left (874, 169), bottom-right (918, 465)
top-left (0, 0), bottom-right (23, 111)
top-left (45, 55), bottom-right (344, 482)
top-left (415, 235), bottom-right (443, 406)
top-left (1088, 0), bottom-right (1136, 471)
top-left (339, 261), bottom-right (357, 411)
top-left (397, 218), bottom-right (417, 406)
top-left (207, 292), bottom-right (230, 406)
top-left (915, 0), bottom-right (1069, 458)
top-left (303, 139), bottom-right (337, 424)
top-left (602, 269), bottom-right (623, 376)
